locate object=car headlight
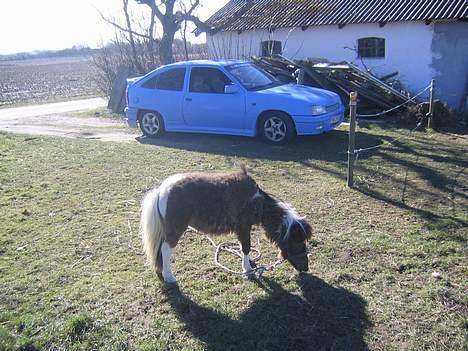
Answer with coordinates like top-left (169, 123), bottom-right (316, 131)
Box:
top-left (311, 105), bottom-right (327, 115)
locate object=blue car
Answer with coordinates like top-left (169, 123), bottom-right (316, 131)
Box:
top-left (125, 60), bottom-right (344, 144)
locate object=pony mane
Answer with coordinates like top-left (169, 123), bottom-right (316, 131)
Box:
top-left (260, 191), bottom-right (307, 245)
top-left (275, 200), bottom-right (307, 240)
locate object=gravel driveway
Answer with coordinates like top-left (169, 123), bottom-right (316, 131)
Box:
top-left (0, 98), bottom-right (138, 142)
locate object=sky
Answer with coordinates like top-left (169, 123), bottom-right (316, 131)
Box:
top-left (0, 0), bottom-right (229, 55)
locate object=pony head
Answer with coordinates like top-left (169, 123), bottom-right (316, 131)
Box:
top-left (278, 218), bottom-right (311, 272)
top-left (257, 189), bottom-right (312, 272)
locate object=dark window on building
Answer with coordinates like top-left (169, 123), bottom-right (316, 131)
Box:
top-left (189, 67), bottom-right (232, 94)
top-left (261, 40), bottom-right (282, 56)
top-left (141, 68), bottom-right (186, 91)
top-left (357, 37), bottom-right (385, 58)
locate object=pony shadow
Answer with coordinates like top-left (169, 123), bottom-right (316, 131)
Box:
top-left (161, 274), bottom-right (369, 351)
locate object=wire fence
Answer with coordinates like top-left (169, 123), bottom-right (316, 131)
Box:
top-left (351, 118), bottom-right (426, 159)
top-left (347, 80), bottom-right (435, 186)
top-left (356, 83), bottom-right (431, 118)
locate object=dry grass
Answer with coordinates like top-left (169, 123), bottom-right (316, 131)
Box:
top-left (0, 123), bottom-right (466, 350)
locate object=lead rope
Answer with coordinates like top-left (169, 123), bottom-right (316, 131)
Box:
top-left (187, 227), bottom-right (285, 277)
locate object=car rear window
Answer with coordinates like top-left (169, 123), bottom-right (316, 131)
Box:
top-left (142, 68), bottom-right (186, 91)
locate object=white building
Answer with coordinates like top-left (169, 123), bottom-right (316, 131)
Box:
top-left (205, 0), bottom-right (468, 110)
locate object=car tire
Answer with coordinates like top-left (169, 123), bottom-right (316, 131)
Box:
top-left (139, 110), bottom-right (165, 138)
top-left (259, 112), bottom-right (296, 144)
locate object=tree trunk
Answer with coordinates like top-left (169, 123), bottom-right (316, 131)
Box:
top-left (159, 25), bottom-right (176, 64)
top-left (147, 5), bottom-right (156, 68)
top-left (182, 20), bottom-right (189, 61)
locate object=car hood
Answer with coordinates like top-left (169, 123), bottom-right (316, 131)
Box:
top-left (261, 84), bottom-right (339, 105)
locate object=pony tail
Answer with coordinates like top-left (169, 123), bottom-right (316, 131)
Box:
top-left (140, 188), bottom-right (164, 273)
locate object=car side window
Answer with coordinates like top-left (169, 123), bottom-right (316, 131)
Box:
top-left (141, 68), bottom-right (186, 91)
top-left (189, 67), bottom-right (232, 94)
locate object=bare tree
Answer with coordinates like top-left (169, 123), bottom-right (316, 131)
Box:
top-left (98, 0), bottom-right (253, 65)
top-left (134, 0), bottom-right (210, 64)
top-left (122, 0), bottom-right (144, 72)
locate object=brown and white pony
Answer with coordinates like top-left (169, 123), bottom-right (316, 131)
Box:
top-left (140, 168), bottom-right (311, 283)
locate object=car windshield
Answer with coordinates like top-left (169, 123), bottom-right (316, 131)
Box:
top-left (225, 63), bottom-right (282, 91)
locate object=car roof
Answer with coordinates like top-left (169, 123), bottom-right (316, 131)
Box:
top-left (162, 59), bottom-right (249, 69)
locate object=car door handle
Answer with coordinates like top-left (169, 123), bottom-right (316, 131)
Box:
top-left (185, 97), bottom-right (192, 102)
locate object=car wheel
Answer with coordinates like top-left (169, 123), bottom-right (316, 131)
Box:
top-left (259, 112), bottom-right (296, 144)
top-left (139, 111), bottom-right (164, 138)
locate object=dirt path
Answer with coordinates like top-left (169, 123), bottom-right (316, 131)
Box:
top-left (0, 98), bottom-right (138, 142)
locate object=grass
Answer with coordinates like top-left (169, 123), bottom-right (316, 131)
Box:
top-left (69, 107), bottom-right (123, 120)
top-left (0, 124), bottom-right (466, 350)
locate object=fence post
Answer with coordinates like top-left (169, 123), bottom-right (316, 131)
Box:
top-left (427, 79), bottom-right (436, 129)
top-left (347, 92), bottom-right (358, 187)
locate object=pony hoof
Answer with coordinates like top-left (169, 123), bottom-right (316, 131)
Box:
top-left (244, 271), bottom-right (257, 280)
top-left (164, 277), bottom-right (177, 284)
top-left (163, 274), bottom-right (177, 284)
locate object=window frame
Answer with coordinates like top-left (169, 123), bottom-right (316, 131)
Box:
top-left (357, 37), bottom-right (385, 59)
top-left (188, 67), bottom-right (232, 94)
top-left (141, 67), bottom-right (186, 91)
top-left (260, 40), bottom-right (282, 57)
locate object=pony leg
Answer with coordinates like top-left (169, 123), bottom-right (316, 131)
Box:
top-left (238, 227), bottom-right (256, 279)
top-left (242, 252), bottom-right (253, 273)
top-left (161, 241), bottom-right (177, 283)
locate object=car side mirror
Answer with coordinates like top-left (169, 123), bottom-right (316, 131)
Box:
top-left (224, 84), bottom-right (240, 94)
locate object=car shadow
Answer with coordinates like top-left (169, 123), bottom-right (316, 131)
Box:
top-left (161, 274), bottom-right (369, 351)
top-left (135, 129), bottom-right (383, 164)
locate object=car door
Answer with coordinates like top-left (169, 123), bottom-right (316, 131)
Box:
top-left (182, 67), bottom-right (245, 131)
top-left (139, 67), bottom-right (186, 127)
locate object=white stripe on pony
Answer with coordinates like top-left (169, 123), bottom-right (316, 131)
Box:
top-left (140, 174), bottom-right (185, 282)
top-left (276, 200), bottom-right (306, 241)
top-left (158, 174), bottom-right (186, 217)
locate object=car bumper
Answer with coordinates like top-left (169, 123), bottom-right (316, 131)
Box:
top-left (125, 107), bottom-right (138, 128)
top-left (293, 108), bottom-right (345, 135)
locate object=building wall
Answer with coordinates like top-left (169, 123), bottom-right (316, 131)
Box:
top-left (432, 21), bottom-right (468, 111)
top-left (208, 21), bottom-right (435, 100)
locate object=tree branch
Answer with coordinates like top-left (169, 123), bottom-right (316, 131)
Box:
top-left (122, 0), bottom-right (144, 72)
top-left (178, 13), bottom-right (211, 32)
top-left (97, 8), bottom-right (150, 39)
top-left (185, 0), bottom-right (200, 16)
top-left (135, 0), bottom-right (164, 22)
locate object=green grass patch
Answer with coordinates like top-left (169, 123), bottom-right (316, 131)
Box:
top-left (64, 313), bottom-right (93, 340)
top-left (0, 126), bottom-right (466, 350)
